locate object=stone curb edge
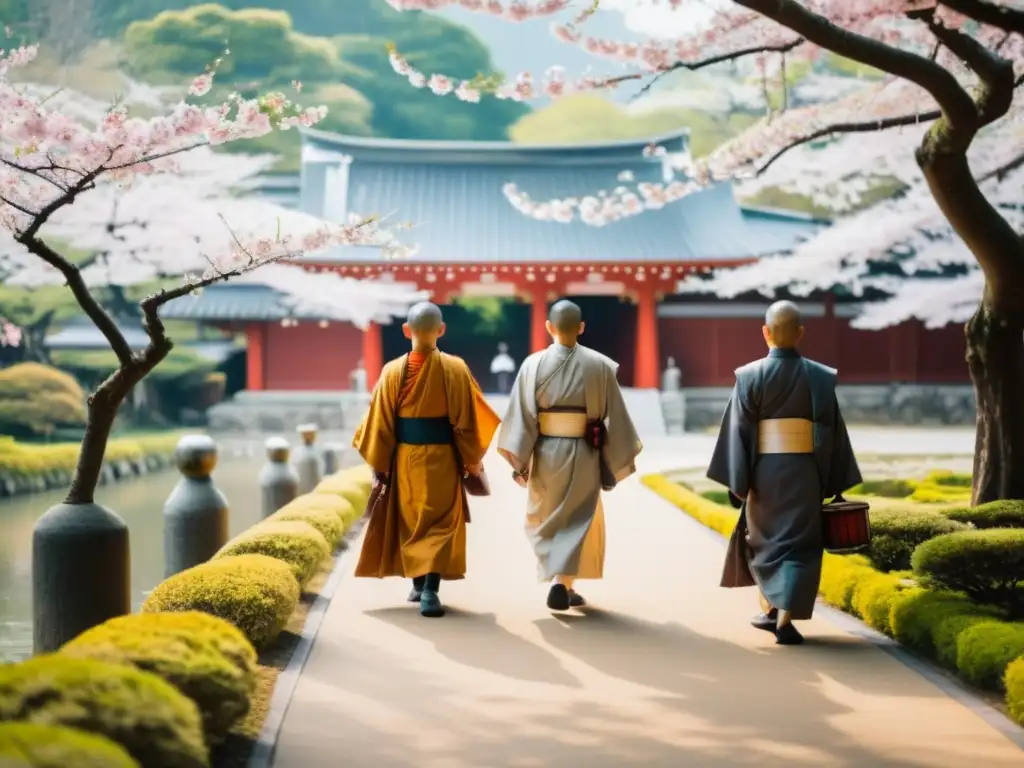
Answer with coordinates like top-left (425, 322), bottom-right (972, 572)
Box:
top-left (246, 517), bottom-right (368, 768)
top-left (644, 478), bottom-right (1024, 752)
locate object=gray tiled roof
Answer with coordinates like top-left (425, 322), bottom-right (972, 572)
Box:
top-left (299, 130), bottom-right (825, 265)
top-left (158, 284), bottom-right (326, 322)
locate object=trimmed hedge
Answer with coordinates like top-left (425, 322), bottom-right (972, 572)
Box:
top-left (912, 529), bottom-right (1024, 616)
top-left (270, 496), bottom-right (350, 545)
top-left (1007, 657), bottom-right (1024, 725)
top-left (0, 655), bottom-right (207, 768)
top-left (0, 723), bottom-right (140, 768)
top-left (213, 520), bottom-right (331, 587)
top-left (642, 473), bottom-right (1024, 723)
top-left (847, 470), bottom-right (973, 505)
top-left (945, 499), bottom-right (1024, 529)
top-left (61, 612), bottom-right (257, 742)
top-left (142, 554), bottom-right (300, 650)
top-left (314, 464), bottom-right (372, 514)
top-left (868, 507), bottom-right (967, 572)
top-left (849, 478), bottom-right (917, 498)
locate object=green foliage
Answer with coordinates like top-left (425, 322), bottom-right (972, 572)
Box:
top-left (0, 363), bottom-right (87, 438)
top-left (0, 432), bottom-right (182, 483)
top-left (123, 5), bottom-right (341, 85)
top-left (52, 346), bottom-right (215, 381)
top-left (0, 723), bottom-right (140, 768)
top-left (1007, 657), bottom-right (1024, 725)
top-left (111, 1), bottom-right (524, 144)
top-left (868, 506), bottom-right (967, 572)
top-left (912, 529), bottom-right (1024, 617)
top-left (142, 554), bottom-right (301, 650)
top-left (700, 488), bottom-right (731, 505)
top-left (945, 499), bottom-right (1024, 529)
top-left (509, 93), bottom-right (757, 156)
top-left (0, 655), bottom-right (207, 768)
top-left (214, 519), bottom-right (331, 587)
top-left (270, 498), bottom-right (349, 548)
top-left (848, 478), bottom-right (918, 498)
top-left (61, 612), bottom-right (257, 742)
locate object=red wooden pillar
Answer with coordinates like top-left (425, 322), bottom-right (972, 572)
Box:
top-left (245, 323), bottom-right (265, 391)
top-left (529, 291), bottom-right (549, 353)
top-left (633, 283), bottom-right (659, 389)
top-left (363, 322), bottom-right (383, 389)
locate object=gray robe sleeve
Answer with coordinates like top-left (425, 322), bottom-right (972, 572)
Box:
top-left (707, 374), bottom-right (758, 500)
top-left (599, 361), bottom-right (642, 486)
top-left (822, 392), bottom-right (863, 497)
top-left (803, 360), bottom-right (863, 497)
top-left (497, 355), bottom-right (540, 473)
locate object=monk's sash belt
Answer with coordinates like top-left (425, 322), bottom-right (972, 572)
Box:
top-left (757, 418), bottom-right (813, 455)
top-left (538, 408), bottom-right (606, 450)
top-left (395, 416), bottom-right (453, 445)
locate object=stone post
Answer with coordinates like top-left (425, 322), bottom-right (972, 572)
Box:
top-left (322, 443), bottom-right (341, 476)
top-left (163, 435), bottom-right (229, 578)
top-left (294, 423), bottom-right (322, 494)
top-left (260, 437), bottom-right (299, 519)
top-left (33, 502), bottom-right (130, 654)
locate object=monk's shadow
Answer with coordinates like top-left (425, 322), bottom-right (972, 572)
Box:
top-left (535, 609), bottom-right (928, 768)
top-left (365, 605), bottom-right (582, 688)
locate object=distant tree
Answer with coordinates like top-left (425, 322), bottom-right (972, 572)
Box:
top-left (510, 92), bottom-right (757, 156)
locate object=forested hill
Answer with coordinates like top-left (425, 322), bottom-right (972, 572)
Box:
top-left (0, 0), bottom-right (529, 159)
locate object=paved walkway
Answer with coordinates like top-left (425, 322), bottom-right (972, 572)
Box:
top-left (272, 431), bottom-right (1020, 767)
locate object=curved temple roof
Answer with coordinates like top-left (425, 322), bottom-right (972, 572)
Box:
top-left (297, 128), bottom-right (826, 266)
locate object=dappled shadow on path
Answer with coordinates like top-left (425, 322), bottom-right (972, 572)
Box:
top-left (365, 605), bottom-right (581, 687)
top-left (276, 604), bottom-right (997, 768)
top-left (533, 609), bottom-right (960, 768)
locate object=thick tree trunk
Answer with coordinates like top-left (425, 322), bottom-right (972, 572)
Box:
top-left (966, 299), bottom-right (1024, 505)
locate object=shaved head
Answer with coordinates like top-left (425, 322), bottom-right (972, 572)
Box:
top-left (407, 301), bottom-right (443, 332)
top-left (764, 300), bottom-right (803, 348)
top-left (548, 299), bottom-right (583, 335)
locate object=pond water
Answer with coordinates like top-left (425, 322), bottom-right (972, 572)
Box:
top-left (0, 453), bottom-right (267, 662)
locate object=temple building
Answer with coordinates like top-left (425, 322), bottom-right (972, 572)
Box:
top-left (161, 128), bottom-right (973, 429)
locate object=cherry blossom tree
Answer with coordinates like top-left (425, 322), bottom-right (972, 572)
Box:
top-left (384, 0), bottom-right (1024, 505)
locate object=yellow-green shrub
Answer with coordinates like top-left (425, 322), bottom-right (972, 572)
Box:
top-left (868, 507), bottom-right (967, 571)
top-left (0, 723), bottom-right (140, 768)
top-left (61, 612), bottom-right (256, 742)
top-left (214, 520), bottom-right (330, 587)
top-left (640, 474), bottom-right (737, 536)
top-left (0, 655), bottom-right (207, 768)
top-left (850, 570), bottom-right (908, 635)
top-left (848, 478), bottom-right (918, 498)
top-left (945, 499), bottom-right (1024, 529)
top-left (270, 500), bottom-right (346, 547)
top-left (142, 554), bottom-right (300, 650)
top-left (0, 362), bottom-right (86, 438)
top-left (280, 491), bottom-right (359, 526)
top-left (0, 432), bottom-right (183, 480)
top-left (955, 621), bottom-right (1024, 691)
top-left (313, 476), bottom-right (367, 516)
top-left (1006, 657), bottom-right (1024, 725)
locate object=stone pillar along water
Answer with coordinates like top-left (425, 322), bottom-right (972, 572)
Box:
top-left (294, 423), bottom-right (322, 494)
top-left (32, 502), bottom-right (130, 654)
top-left (163, 435), bottom-right (229, 578)
top-left (260, 437), bottom-right (299, 519)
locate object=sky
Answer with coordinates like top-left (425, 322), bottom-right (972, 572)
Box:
top-left (601, 0), bottom-right (727, 37)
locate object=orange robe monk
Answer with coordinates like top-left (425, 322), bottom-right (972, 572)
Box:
top-left (353, 341), bottom-right (499, 615)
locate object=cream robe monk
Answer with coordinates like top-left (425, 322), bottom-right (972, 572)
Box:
top-left (353, 301), bottom-right (500, 618)
top-left (497, 299), bottom-right (642, 611)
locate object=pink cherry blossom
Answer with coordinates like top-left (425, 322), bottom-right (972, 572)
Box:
top-left (189, 73), bottom-right (213, 97)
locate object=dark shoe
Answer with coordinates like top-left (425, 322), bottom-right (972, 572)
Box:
top-left (751, 609), bottom-right (778, 633)
top-left (775, 622), bottom-right (804, 645)
top-left (408, 575), bottom-right (426, 603)
top-left (547, 583), bottom-right (570, 611)
top-left (420, 589), bottom-right (445, 618)
top-left (568, 589), bottom-right (586, 608)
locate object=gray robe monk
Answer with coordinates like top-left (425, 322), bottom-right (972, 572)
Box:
top-left (708, 347), bottom-right (862, 620)
top-left (498, 342), bottom-right (643, 581)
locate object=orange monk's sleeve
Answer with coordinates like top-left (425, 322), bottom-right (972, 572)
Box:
top-left (448, 358), bottom-right (500, 465)
top-left (352, 363), bottom-right (399, 474)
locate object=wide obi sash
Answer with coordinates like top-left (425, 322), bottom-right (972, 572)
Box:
top-left (756, 418), bottom-right (813, 455)
top-left (395, 416), bottom-right (453, 445)
top-left (538, 406), bottom-right (606, 450)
